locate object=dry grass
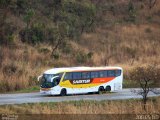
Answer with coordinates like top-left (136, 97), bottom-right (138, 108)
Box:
top-left (80, 23), bottom-right (160, 66)
top-left (0, 98), bottom-right (160, 114)
top-left (0, 45), bottom-right (50, 92)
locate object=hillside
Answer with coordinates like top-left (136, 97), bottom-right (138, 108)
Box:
top-left (0, 0), bottom-right (160, 92)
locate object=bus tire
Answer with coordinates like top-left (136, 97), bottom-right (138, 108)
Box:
top-left (60, 89), bottom-right (67, 96)
top-left (105, 86), bottom-right (111, 92)
top-left (98, 86), bottom-right (104, 94)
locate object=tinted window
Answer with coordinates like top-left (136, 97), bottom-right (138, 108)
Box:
top-left (108, 70), bottom-right (115, 77)
top-left (91, 71), bottom-right (99, 78)
top-left (99, 71), bottom-right (108, 77)
top-left (64, 72), bottom-right (72, 80)
top-left (73, 72), bottom-right (82, 79)
top-left (55, 73), bottom-right (63, 78)
top-left (82, 72), bottom-right (90, 79)
top-left (115, 70), bottom-right (121, 76)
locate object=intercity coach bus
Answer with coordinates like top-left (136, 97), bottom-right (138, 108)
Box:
top-left (38, 66), bottom-right (123, 96)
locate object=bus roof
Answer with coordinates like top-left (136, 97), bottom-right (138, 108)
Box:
top-left (44, 66), bottom-right (122, 74)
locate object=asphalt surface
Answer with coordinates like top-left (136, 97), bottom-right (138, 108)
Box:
top-left (0, 88), bottom-right (160, 105)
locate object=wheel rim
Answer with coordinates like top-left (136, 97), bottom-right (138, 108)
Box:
top-left (98, 87), bottom-right (104, 94)
top-left (106, 86), bottom-right (111, 91)
top-left (61, 90), bottom-right (66, 96)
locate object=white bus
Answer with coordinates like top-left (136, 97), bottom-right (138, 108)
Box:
top-left (38, 66), bottom-right (123, 96)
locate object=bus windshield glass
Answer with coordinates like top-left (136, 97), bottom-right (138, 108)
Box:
top-left (41, 73), bottom-right (63, 88)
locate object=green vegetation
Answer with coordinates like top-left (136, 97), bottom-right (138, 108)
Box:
top-left (123, 79), bottom-right (138, 88)
top-left (1, 0), bottom-right (96, 46)
top-left (13, 86), bottom-right (39, 93)
top-left (0, 0), bottom-right (160, 92)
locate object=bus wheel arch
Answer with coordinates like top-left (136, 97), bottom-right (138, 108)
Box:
top-left (60, 88), bottom-right (67, 96)
top-left (98, 86), bottom-right (104, 94)
top-left (105, 85), bottom-right (111, 92)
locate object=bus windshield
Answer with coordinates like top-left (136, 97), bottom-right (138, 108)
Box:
top-left (41, 73), bottom-right (63, 88)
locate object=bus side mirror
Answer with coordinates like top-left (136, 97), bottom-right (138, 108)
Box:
top-left (51, 76), bottom-right (59, 82)
top-left (37, 75), bottom-right (42, 81)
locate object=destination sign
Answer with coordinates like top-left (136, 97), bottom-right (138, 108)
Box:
top-left (71, 79), bottom-right (91, 84)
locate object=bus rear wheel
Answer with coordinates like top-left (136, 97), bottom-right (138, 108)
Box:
top-left (105, 86), bottom-right (111, 92)
top-left (60, 89), bottom-right (67, 96)
top-left (98, 86), bottom-right (104, 94)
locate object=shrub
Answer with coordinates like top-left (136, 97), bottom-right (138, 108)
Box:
top-left (38, 48), bottom-right (50, 54)
top-left (122, 46), bottom-right (136, 59)
top-left (20, 23), bottom-right (45, 45)
top-left (145, 28), bottom-right (152, 33)
top-left (45, 27), bottom-right (58, 43)
top-left (125, 1), bottom-right (137, 23)
top-left (0, 23), bottom-right (16, 45)
top-left (28, 76), bottom-right (38, 86)
top-left (19, 0), bottom-right (96, 44)
top-left (0, 0), bottom-right (12, 8)
top-left (75, 51), bottom-right (94, 64)
top-left (16, 0), bottom-right (28, 12)
top-left (60, 0), bottom-right (96, 39)
top-left (52, 52), bottom-right (60, 60)
top-left (3, 63), bottom-right (17, 76)
top-left (76, 51), bottom-right (87, 64)
top-left (146, 16), bottom-right (152, 22)
top-left (0, 48), bottom-right (4, 68)
top-left (23, 9), bottom-right (35, 28)
top-left (61, 42), bottom-right (72, 54)
top-left (87, 52), bottom-right (93, 59)
top-left (0, 80), bottom-right (9, 92)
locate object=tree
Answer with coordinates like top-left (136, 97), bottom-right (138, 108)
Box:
top-left (147, 0), bottom-right (157, 9)
top-left (127, 0), bottom-right (136, 22)
top-left (20, 23), bottom-right (45, 45)
top-left (49, 0), bottom-right (96, 54)
top-left (52, 0), bottom-right (62, 23)
top-left (61, 0), bottom-right (96, 39)
top-left (23, 9), bottom-right (35, 29)
top-left (0, 0), bottom-right (16, 45)
top-left (130, 65), bottom-right (160, 111)
top-left (50, 23), bottom-right (67, 55)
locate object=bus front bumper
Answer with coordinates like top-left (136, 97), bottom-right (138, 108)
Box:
top-left (40, 90), bottom-right (52, 95)
top-left (40, 88), bottom-right (59, 95)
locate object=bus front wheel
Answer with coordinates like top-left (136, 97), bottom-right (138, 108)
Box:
top-left (60, 89), bottom-right (67, 96)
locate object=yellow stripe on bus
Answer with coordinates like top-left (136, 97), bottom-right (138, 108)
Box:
top-left (59, 80), bottom-right (103, 88)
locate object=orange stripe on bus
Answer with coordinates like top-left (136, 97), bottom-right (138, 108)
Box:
top-left (92, 77), bottom-right (115, 83)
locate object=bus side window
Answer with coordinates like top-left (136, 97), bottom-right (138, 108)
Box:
top-left (91, 71), bottom-right (99, 78)
top-left (82, 72), bottom-right (90, 79)
top-left (73, 72), bottom-right (82, 80)
top-left (108, 70), bottom-right (115, 77)
top-left (99, 71), bottom-right (108, 77)
top-left (64, 72), bottom-right (73, 80)
top-left (115, 70), bottom-right (121, 76)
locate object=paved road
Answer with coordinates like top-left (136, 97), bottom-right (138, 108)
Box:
top-left (0, 88), bottom-right (160, 105)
